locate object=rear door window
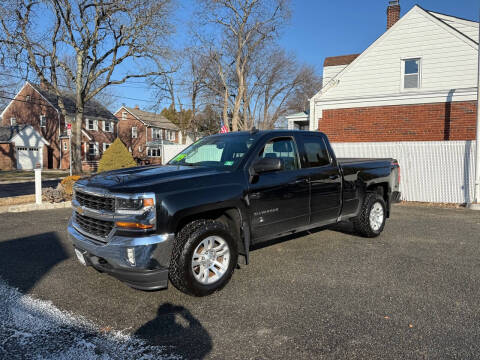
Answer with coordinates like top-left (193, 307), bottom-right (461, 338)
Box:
top-left (301, 136), bottom-right (330, 167)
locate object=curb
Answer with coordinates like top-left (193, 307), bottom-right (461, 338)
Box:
top-left (466, 203), bottom-right (480, 211)
top-left (0, 201), bottom-right (71, 214)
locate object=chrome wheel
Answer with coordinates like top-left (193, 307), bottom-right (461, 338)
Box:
top-left (369, 202), bottom-right (384, 231)
top-left (191, 236), bottom-right (231, 285)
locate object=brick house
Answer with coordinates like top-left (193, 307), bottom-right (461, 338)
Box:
top-left (115, 106), bottom-right (180, 164)
top-left (289, 1), bottom-right (479, 142)
top-left (1, 81), bottom-right (117, 170)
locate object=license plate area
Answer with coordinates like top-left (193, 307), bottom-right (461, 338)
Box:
top-left (75, 248), bottom-right (87, 266)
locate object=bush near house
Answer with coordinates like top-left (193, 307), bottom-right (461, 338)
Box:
top-left (60, 175), bottom-right (82, 197)
top-left (98, 138), bottom-right (137, 173)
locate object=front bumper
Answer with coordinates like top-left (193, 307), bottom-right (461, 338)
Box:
top-left (68, 219), bottom-right (175, 291)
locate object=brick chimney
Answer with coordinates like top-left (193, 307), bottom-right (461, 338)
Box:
top-left (134, 104), bottom-right (140, 110)
top-left (387, 0), bottom-right (400, 30)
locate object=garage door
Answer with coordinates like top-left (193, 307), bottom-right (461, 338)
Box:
top-left (16, 147), bottom-right (41, 170)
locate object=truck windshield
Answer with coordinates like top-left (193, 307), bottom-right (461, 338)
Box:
top-left (168, 134), bottom-right (257, 169)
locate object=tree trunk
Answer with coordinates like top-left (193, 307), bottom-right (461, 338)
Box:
top-left (71, 109), bottom-right (83, 174)
top-left (222, 87), bottom-right (229, 129)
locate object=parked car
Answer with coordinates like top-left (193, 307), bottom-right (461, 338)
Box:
top-left (68, 130), bottom-right (401, 296)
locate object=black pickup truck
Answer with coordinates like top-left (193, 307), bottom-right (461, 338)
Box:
top-left (68, 130), bottom-right (400, 296)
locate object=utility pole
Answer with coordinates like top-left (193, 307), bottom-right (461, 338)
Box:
top-left (471, 6), bottom-right (480, 209)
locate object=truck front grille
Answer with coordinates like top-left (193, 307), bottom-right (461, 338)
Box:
top-left (75, 190), bottom-right (115, 212)
top-left (75, 212), bottom-right (114, 240)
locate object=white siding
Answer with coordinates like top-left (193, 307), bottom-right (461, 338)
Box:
top-left (332, 141), bottom-right (476, 204)
top-left (322, 65), bottom-right (348, 87)
top-left (315, 7), bottom-right (478, 104)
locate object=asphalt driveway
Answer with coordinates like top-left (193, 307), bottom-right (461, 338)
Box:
top-left (0, 180), bottom-right (61, 198)
top-left (0, 205), bottom-right (479, 359)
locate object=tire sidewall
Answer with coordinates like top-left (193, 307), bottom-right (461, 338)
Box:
top-left (181, 224), bottom-right (237, 296)
top-left (367, 196), bottom-right (386, 235)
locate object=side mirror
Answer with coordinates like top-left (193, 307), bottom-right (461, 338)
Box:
top-left (252, 157), bottom-right (284, 174)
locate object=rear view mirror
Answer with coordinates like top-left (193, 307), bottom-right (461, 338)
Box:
top-left (252, 158), bottom-right (284, 174)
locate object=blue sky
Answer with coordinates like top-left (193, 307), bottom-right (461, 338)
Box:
top-left (112, 0), bottom-right (479, 110)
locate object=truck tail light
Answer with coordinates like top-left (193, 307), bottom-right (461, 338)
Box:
top-left (392, 161), bottom-right (400, 184)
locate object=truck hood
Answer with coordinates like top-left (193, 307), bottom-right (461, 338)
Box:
top-left (76, 165), bottom-right (230, 192)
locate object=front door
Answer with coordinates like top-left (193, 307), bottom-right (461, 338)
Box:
top-left (299, 133), bottom-right (342, 226)
top-left (248, 137), bottom-right (310, 241)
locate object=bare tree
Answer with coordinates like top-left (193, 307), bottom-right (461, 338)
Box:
top-left (0, 0), bottom-right (173, 174)
top-left (197, 0), bottom-right (290, 131)
top-left (286, 66), bottom-right (322, 114)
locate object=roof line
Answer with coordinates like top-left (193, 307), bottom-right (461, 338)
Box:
top-left (419, 5), bottom-right (478, 46)
top-left (1, 82), bottom-right (29, 118)
top-left (425, 9), bottom-right (478, 24)
top-left (26, 81), bottom-right (60, 113)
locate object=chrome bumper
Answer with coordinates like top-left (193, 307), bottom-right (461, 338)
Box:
top-left (68, 218), bottom-right (174, 271)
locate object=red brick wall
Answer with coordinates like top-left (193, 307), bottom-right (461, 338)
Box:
top-left (320, 101), bottom-right (477, 142)
top-left (0, 143), bottom-right (15, 170)
top-left (115, 109), bottom-right (147, 160)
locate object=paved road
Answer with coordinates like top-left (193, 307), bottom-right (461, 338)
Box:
top-left (0, 205), bottom-right (479, 359)
top-left (0, 180), bottom-right (61, 198)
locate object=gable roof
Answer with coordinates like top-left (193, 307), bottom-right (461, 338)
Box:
top-left (324, 54), bottom-right (360, 67)
top-left (314, 5), bottom-right (479, 100)
top-left (0, 125), bottom-right (49, 145)
top-left (27, 82), bottom-right (117, 122)
top-left (123, 106), bottom-right (179, 130)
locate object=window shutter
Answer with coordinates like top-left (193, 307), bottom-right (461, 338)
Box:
top-left (95, 142), bottom-right (99, 155)
top-left (101, 121), bottom-right (105, 131)
top-left (94, 120), bottom-right (99, 131)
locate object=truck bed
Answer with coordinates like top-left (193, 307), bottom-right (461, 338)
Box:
top-left (337, 158), bottom-right (396, 169)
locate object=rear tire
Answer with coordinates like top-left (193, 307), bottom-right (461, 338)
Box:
top-left (353, 192), bottom-right (386, 238)
top-left (169, 219), bottom-right (238, 296)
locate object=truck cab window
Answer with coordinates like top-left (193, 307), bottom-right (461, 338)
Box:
top-left (302, 137), bottom-right (330, 167)
top-left (259, 138), bottom-right (299, 171)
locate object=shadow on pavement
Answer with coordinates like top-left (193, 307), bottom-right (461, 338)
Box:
top-left (0, 232), bottom-right (68, 293)
top-left (135, 303), bottom-right (212, 360)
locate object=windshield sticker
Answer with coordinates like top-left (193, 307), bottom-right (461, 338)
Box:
top-left (224, 161), bottom-right (234, 166)
top-left (173, 154), bottom-right (186, 162)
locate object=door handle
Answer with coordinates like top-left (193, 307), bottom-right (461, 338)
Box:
top-left (329, 175), bottom-right (339, 180)
top-left (291, 178), bottom-right (309, 185)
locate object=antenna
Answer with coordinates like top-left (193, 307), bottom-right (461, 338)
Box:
top-left (389, 0), bottom-right (399, 5)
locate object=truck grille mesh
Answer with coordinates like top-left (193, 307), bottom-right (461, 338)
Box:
top-left (75, 212), bottom-right (114, 240)
top-left (75, 190), bottom-right (115, 212)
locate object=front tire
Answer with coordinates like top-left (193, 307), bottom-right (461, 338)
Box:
top-left (169, 219), bottom-right (238, 296)
top-left (353, 192), bottom-right (386, 238)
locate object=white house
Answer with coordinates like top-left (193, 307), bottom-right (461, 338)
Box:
top-left (289, 1), bottom-right (479, 143)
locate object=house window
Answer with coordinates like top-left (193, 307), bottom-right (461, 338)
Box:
top-left (26, 95), bottom-right (31, 102)
top-left (166, 130), bottom-right (175, 141)
top-left (122, 111), bottom-right (127, 120)
top-left (152, 128), bottom-right (162, 139)
top-left (132, 127), bottom-right (137, 138)
top-left (103, 121), bottom-right (112, 132)
top-left (87, 119), bottom-right (97, 131)
top-left (88, 142), bottom-right (99, 156)
top-left (147, 147), bottom-right (161, 157)
top-left (403, 58), bottom-right (421, 89)
top-left (103, 143), bottom-right (110, 152)
top-left (40, 115), bottom-right (46, 127)
top-left (10, 117), bottom-right (16, 126)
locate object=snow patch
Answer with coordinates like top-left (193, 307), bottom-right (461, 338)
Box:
top-left (0, 278), bottom-right (180, 359)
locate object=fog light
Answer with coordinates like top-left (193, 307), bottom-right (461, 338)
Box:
top-left (126, 248), bottom-right (136, 266)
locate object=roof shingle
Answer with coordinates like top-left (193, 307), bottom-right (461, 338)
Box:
top-left (125, 107), bottom-right (179, 130)
top-left (323, 54), bottom-right (361, 67)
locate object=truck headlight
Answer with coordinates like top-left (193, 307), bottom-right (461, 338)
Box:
top-left (115, 197), bottom-right (154, 214)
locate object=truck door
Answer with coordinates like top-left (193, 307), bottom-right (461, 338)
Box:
top-left (298, 133), bottom-right (342, 226)
top-left (248, 136), bottom-right (310, 241)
